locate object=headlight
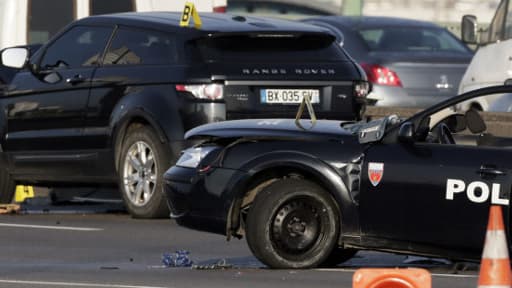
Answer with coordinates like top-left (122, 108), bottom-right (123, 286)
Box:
top-left (176, 146), bottom-right (219, 168)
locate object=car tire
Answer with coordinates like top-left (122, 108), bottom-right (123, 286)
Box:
top-left (0, 168), bottom-right (15, 203)
top-left (246, 179), bottom-right (340, 269)
top-left (321, 247), bottom-right (358, 267)
top-left (118, 125), bottom-right (172, 219)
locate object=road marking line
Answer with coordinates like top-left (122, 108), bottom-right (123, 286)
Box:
top-left (314, 268), bottom-right (356, 272)
top-left (316, 268), bottom-right (478, 278)
top-left (0, 279), bottom-right (171, 288)
top-left (0, 223), bottom-right (102, 231)
top-left (431, 273), bottom-right (478, 278)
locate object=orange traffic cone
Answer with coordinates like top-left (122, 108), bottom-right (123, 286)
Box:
top-left (478, 205), bottom-right (511, 288)
top-left (353, 268), bottom-right (431, 288)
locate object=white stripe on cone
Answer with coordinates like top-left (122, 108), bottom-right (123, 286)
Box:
top-left (482, 230), bottom-right (509, 259)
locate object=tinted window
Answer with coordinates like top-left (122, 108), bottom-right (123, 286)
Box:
top-left (90, 0), bottom-right (134, 15)
top-left (189, 34), bottom-right (347, 62)
top-left (28, 0), bottom-right (74, 44)
top-left (359, 27), bottom-right (470, 53)
top-left (40, 26), bottom-right (112, 69)
top-left (103, 28), bottom-right (176, 65)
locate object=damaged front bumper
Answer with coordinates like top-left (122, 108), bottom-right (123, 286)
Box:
top-left (163, 165), bottom-right (246, 235)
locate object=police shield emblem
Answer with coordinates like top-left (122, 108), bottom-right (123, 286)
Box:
top-left (368, 162), bottom-right (384, 187)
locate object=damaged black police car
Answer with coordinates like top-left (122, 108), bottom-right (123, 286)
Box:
top-left (164, 85), bottom-right (512, 269)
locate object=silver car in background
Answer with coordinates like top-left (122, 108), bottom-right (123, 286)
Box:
top-left (303, 16), bottom-right (474, 108)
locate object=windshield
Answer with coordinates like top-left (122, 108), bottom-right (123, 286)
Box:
top-left (358, 27), bottom-right (470, 53)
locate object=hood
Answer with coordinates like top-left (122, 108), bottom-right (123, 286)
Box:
top-left (185, 119), bottom-right (355, 140)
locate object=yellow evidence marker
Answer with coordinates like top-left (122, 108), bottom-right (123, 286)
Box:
top-left (14, 185), bottom-right (34, 203)
top-left (180, 2), bottom-right (202, 28)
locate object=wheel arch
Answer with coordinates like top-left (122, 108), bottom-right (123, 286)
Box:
top-left (225, 152), bottom-right (360, 241)
top-left (109, 89), bottom-right (185, 171)
top-left (112, 110), bottom-right (169, 171)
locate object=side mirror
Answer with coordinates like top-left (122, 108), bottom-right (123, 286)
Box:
top-left (1, 47), bottom-right (29, 69)
top-left (398, 122), bottom-right (415, 143)
top-left (461, 15), bottom-right (478, 44)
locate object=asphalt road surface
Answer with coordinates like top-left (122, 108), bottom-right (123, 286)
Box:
top-left (0, 210), bottom-right (480, 288)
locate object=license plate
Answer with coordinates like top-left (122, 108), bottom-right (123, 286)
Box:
top-left (260, 89), bottom-right (320, 104)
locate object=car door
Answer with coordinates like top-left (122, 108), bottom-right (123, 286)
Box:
top-left (82, 26), bottom-right (177, 177)
top-left (362, 142), bottom-right (511, 253)
top-left (85, 26), bottom-right (178, 148)
top-left (2, 25), bottom-right (112, 177)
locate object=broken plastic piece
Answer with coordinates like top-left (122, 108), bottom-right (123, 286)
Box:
top-left (192, 258), bottom-right (233, 270)
top-left (162, 250), bottom-right (193, 267)
top-left (0, 204), bottom-right (20, 214)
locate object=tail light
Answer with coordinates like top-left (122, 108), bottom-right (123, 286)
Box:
top-left (176, 84), bottom-right (224, 100)
top-left (360, 63), bottom-right (402, 87)
top-left (354, 81), bottom-right (370, 98)
top-left (213, 0), bottom-right (226, 12)
top-left (213, 6), bottom-right (226, 13)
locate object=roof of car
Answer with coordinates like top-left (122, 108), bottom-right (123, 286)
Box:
top-left (78, 12), bottom-right (330, 35)
top-left (304, 16), bottom-right (441, 30)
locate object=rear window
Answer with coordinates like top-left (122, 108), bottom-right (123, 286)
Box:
top-left (359, 27), bottom-right (470, 53)
top-left (187, 33), bottom-right (348, 62)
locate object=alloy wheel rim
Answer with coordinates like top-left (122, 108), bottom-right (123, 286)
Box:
top-left (122, 141), bottom-right (157, 207)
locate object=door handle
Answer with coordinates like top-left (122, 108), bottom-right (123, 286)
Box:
top-left (478, 166), bottom-right (506, 176)
top-left (66, 75), bottom-right (86, 85)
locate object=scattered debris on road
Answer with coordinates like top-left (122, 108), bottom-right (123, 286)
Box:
top-left (0, 204), bottom-right (20, 214)
top-left (162, 250), bottom-right (194, 267)
top-left (192, 259), bottom-right (233, 270)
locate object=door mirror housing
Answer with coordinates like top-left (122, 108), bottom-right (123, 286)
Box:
top-left (1, 47), bottom-right (29, 69)
top-left (398, 122), bottom-right (415, 143)
top-left (461, 15), bottom-right (478, 44)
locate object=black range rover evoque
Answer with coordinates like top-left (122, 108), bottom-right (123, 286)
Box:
top-left (0, 12), bottom-right (368, 218)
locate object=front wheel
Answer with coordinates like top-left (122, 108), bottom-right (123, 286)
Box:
top-left (118, 125), bottom-right (172, 218)
top-left (246, 179), bottom-right (340, 269)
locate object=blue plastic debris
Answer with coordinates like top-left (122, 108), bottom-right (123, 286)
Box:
top-left (162, 253), bottom-right (174, 267)
top-left (162, 250), bottom-right (193, 267)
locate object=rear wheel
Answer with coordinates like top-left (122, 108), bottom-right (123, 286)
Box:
top-left (246, 179), bottom-right (340, 269)
top-left (118, 125), bottom-right (172, 218)
top-left (0, 168), bottom-right (15, 203)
